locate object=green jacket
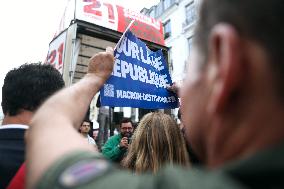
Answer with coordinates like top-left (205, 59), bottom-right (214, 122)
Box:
top-left (102, 134), bottom-right (126, 162)
top-left (36, 143), bottom-right (284, 189)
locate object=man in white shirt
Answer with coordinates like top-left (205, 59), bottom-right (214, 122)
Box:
top-left (79, 120), bottom-right (98, 150)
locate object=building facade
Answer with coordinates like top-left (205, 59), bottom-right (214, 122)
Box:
top-left (141, 0), bottom-right (200, 82)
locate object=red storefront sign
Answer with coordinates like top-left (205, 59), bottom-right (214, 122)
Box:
top-left (77, 0), bottom-right (165, 46)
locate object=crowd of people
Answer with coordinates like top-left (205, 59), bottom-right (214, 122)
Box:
top-left (0, 53), bottom-right (188, 189)
top-left (1, 0), bottom-right (284, 188)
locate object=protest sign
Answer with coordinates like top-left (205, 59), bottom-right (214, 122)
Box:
top-left (100, 30), bottom-right (179, 109)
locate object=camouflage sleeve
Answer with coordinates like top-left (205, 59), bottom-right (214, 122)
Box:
top-left (36, 151), bottom-right (156, 189)
top-left (36, 151), bottom-right (244, 189)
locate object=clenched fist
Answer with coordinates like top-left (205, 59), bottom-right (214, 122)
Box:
top-left (88, 46), bottom-right (115, 82)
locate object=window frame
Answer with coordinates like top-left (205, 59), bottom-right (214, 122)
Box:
top-left (163, 19), bottom-right (172, 39)
top-left (185, 1), bottom-right (196, 26)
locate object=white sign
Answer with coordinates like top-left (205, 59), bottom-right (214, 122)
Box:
top-left (76, 0), bottom-right (119, 31)
top-left (46, 30), bottom-right (67, 74)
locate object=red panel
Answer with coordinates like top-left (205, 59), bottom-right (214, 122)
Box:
top-left (116, 5), bottom-right (165, 46)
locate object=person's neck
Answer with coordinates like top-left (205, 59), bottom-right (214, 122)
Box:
top-left (2, 110), bottom-right (33, 126)
top-left (81, 132), bottom-right (88, 137)
top-left (206, 97), bottom-right (284, 169)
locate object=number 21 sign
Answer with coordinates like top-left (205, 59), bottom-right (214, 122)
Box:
top-left (46, 30), bottom-right (67, 74)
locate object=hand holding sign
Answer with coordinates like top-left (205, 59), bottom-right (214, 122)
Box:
top-left (167, 80), bottom-right (183, 96)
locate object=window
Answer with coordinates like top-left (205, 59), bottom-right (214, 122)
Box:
top-left (168, 47), bottom-right (173, 72)
top-left (188, 37), bottom-right (193, 53)
top-left (156, 2), bottom-right (163, 17)
top-left (163, 20), bottom-right (171, 39)
top-left (163, 0), bottom-right (175, 10)
top-left (163, 0), bottom-right (172, 10)
top-left (149, 9), bottom-right (155, 18)
top-left (156, 0), bottom-right (175, 17)
top-left (185, 2), bottom-right (197, 26)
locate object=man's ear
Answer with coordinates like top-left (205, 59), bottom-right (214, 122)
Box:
top-left (207, 24), bottom-right (244, 114)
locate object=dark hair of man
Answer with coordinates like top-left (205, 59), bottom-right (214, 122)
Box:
top-left (1, 63), bottom-right (65, 116)
top-left (120, 117), bottom-right (133, 127)
top-left (80, 119), bottom-right (91, 128)
top-left (195, 0), bottom-right (284, 97)
top-left (83, 119), bottom-right (91, 123)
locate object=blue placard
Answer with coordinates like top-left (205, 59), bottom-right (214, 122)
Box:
top-left (100, 30), bottom-right (179, 109)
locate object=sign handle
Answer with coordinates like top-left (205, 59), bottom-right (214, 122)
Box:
top-left (114, 20), bottom-right (135, 51)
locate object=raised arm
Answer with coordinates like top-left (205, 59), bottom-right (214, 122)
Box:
top-left (26, 47), bottom-right (114, 189)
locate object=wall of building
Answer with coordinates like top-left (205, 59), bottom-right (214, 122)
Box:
top-left (141, 0), bottom-right (200, 82)
top-left (0, 110), bottom-right (3, 125)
